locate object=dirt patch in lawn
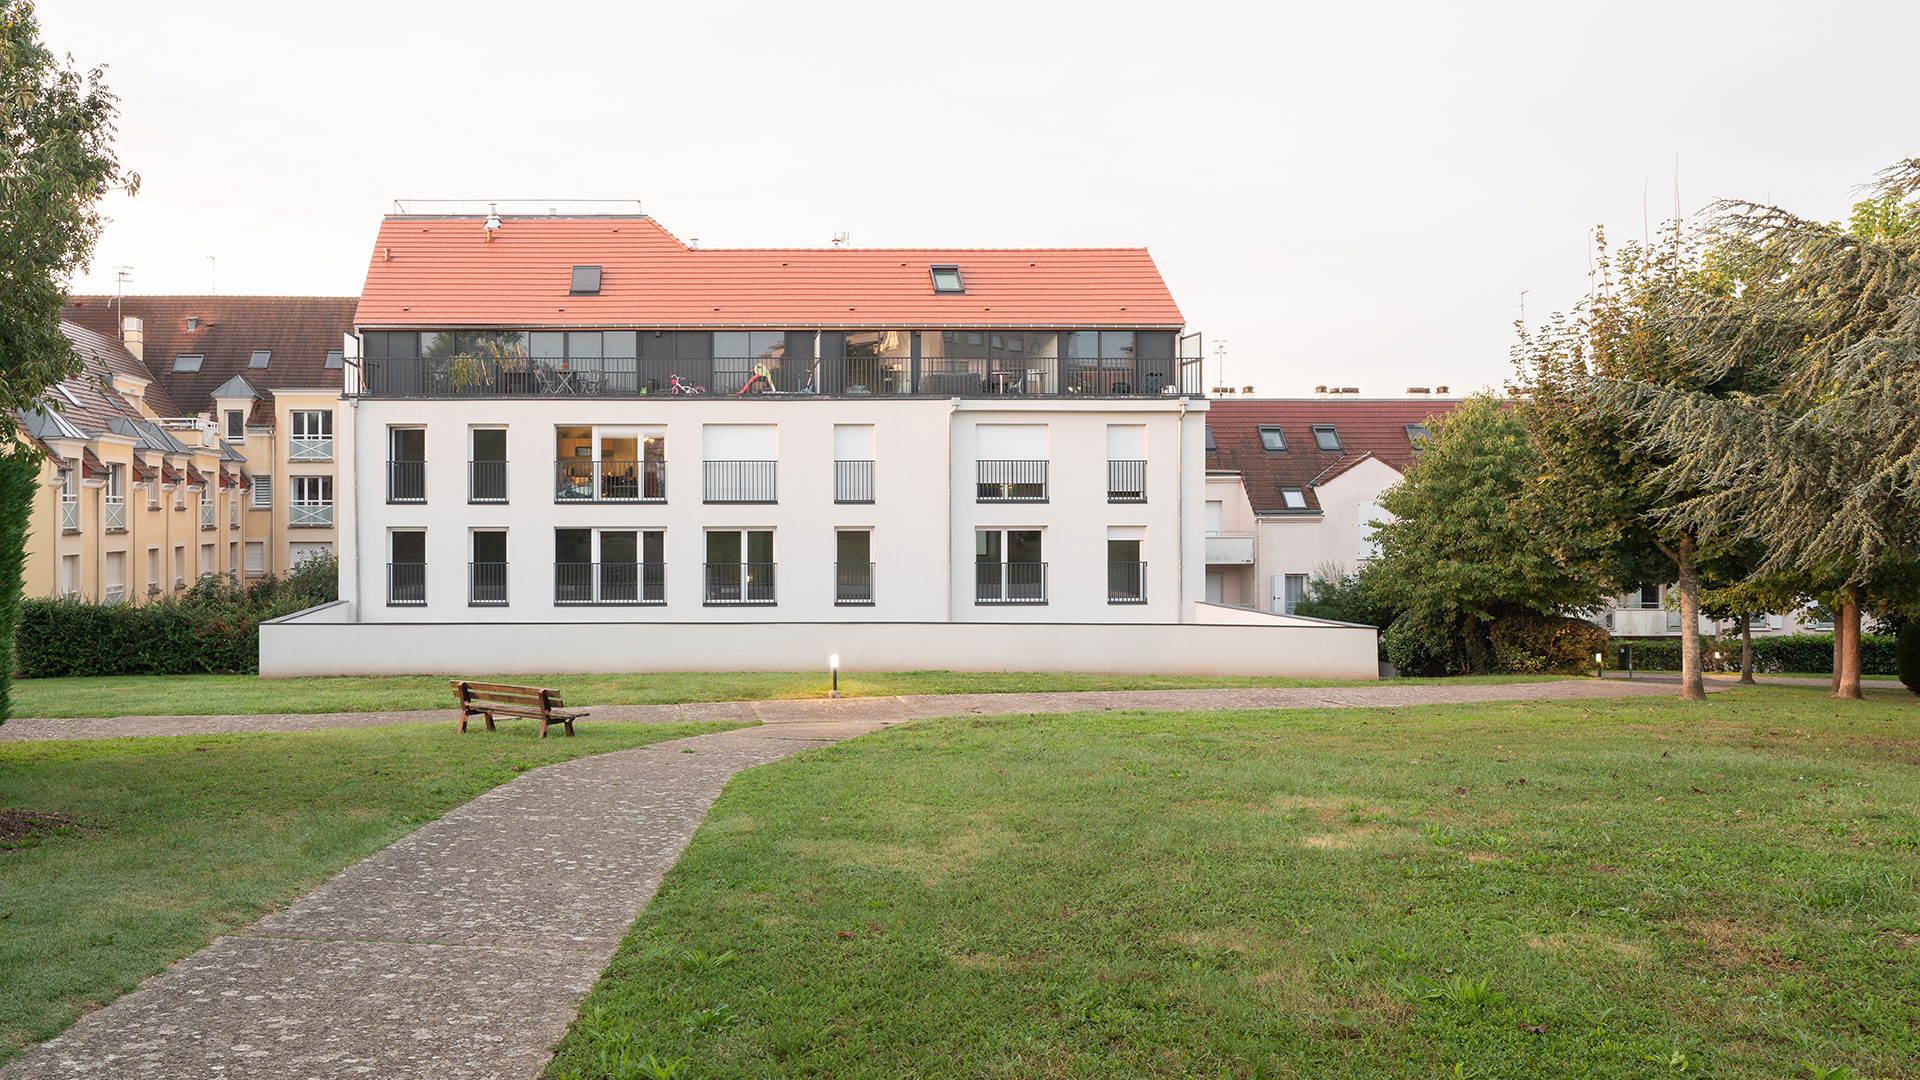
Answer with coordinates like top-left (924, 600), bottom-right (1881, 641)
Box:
top-left (0, 808), bottom-right (85, 852)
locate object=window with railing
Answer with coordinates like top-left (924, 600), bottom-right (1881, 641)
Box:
top-left (290, 410), bottom-right (333, 461)
top-left (200, 488), bottom-right (215, 529)
top-left (835, 531), bottom-right (874, 605)
top-left (388, 530), bottom-right (426, 605)
top-left (703, 461), bottom-right (776, 503)
top-left (705, 529), bottom-right (775, 605)
top-left (975, 528), bottom-right (1045, 603)
top-left (1108, 538), bottom-right (1146, 604)
top-left (389, 427), bottom-right (426, 502)
top-left (556, 459), bottom-right (666, 502)
top-left (976, 460), bottom-right (1048, 502)
top-left (229, 496), bottom-right (239, 528)
top-left (470, 429), bottom-right (508, 502)
top-left (104, 494), bottom-right (127, 531)
top-left (291, 475), bottom-right (333, 527)
top-left (834, 460), bottom-right (874, 504)
top-left (59, 492), bottom-right (78, 532)
top-left (469, 562), bottom-right (509, 606)
top-left (554, 529), bottom-right (664, 605)
top-left (1107, 460), bottom-right (1147, 502)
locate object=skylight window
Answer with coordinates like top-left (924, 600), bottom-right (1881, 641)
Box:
top-left (1312, 424), bottom-right (1342, 452)
top-left (324, 350), bottom-right (344, 370)
top-left (249, 350), bottom-right (271, 368)
top-left (569, 265), bottom-right (603, 295)
top-left (1258, 425), bottom-right (1287, 452)
top-left (174, 354), bottom-right (203, 373)
top-left (56, 385), bottom-right (83, 407)
top-left (1405, 423), bottom-right (1432, 450)
top-left (1204, 425), bottom-right (1216, 451)
top-left (930, 265), bottom-right (965, 293)
top-left (1280, 487), bottom-right (1309, 510)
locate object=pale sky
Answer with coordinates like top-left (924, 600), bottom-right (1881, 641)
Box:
top-left (47, 0), bottom-right (1920, 397)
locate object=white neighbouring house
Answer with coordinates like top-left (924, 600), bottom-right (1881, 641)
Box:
top-left (259, 209), bottom-right (1377, 678)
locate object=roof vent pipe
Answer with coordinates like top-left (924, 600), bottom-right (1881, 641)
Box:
top-left (483, 203), bottom-right (502, 240)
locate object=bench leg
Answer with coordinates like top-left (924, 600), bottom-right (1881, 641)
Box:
top-left (537, 716), bottom-right (550, 739)
top-left (457, 709), bottom-right (469, 734)
top-left (562, 718), bottom-right (575, 737)
top-left (482, 712), bottom-right (495, 732)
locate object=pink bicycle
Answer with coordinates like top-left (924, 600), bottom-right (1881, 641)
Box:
top-left (668, 374), bottom-right (707, 395)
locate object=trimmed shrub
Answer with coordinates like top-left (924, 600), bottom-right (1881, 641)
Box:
top-left (1383, 613), bottom-right (1455, 677)
top-left (1618, 633), bottom-right (1896, 675)
top-left (1489, 615), bottom-right (1610, 674)
top-left (0, 450), bottom-right (39, 721)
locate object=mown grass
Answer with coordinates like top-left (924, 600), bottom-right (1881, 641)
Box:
top-left (9, 671), bottom-right (1563, 720)
top-left (548, 686), bottom-right (1920, 1080)
top-left (0, 719), bottom-right (747, 1063)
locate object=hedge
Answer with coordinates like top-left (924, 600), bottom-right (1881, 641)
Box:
top-left (15, 555), bottom-right (337, 678)
top-left (1615, 633), bottom-right (1897, 676)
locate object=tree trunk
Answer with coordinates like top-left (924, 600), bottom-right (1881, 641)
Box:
top-left (1835, 596), bottom-right (1864, 700)
top-left (1675, 539), bottom-right (1706, 701)
top-left (1832, 626), bottom-right (1843, 694)
top-left (1738, 617), bottom-right (1755, 684)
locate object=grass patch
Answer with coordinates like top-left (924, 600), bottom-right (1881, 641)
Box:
top-left (9, 671), bottom-right (1563, 720)
top-left (549, 687), bottom-right (1920, 1079)
top-left (0, 719), bottom-right (746, 1063)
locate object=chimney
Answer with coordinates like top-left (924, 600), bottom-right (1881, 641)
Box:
top-left (1406, 386), bottom-right (1430, 395)
top-left (1241, 385), bottom-right (1255, 395)
top-left (185, 316), bottom-right (199, 332)
top-left (121, 316), bottom-right (144, 362)
top-left (1341, 387), bottom-right (1359, 395)
top-left (1435, 384), bottom-right (1450, 394)
top-left (1314, 385), bottom-right (1328, 395)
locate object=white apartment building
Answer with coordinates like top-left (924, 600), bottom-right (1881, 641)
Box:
top-left (261, 209), bottom-right (1377, 678)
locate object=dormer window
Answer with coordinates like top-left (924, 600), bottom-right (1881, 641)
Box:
top-left (324, 350), bottom-right (344, 369)
top-left (1405, 423), bottom-right (1432, 450)
top-left (1312, 425), bottom-right (1342, 451)
top-left (930, 265), bottom-right (964, 293)
top-left (249, 350), bottom-right (271, 368)
top-left (1258, 425), bottom-right (1287, 452)
top-left (173, 354), bottom-right (203, 372)
top-left (569, 265), bottom-right (603, 295)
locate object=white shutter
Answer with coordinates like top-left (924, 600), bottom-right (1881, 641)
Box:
top-left (1769, 614), bottom-right (1784, 630)
top-left (1205, 500), bottom-right (1224, 534)
top-left (1105, 424), bottom-right (1146, 459)
top-left (244, 542), bottom-right (265, 574)
top-left (252, 474), bottom-right (273, 509)
top-left (702, 424), bottom-right (776, 460)
top-left (1357, 499), bottom-right (1385, 560)
top-left (975, 424), bottom-right (1047, 459)
top-left (833, 424), bottom-right (875, 460)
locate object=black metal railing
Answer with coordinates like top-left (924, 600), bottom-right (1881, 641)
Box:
top-left (388, 460), bottom-right (426, 503)
top-left (976, 459), bottom-right (1048, 502)
top-left (469, 460), bottom-right (508, 503)
top-left (975, 561), bottom-right (1047, 604)
top-left (704, 562), bottom-right (776, 605)
top-left (556, 459), bottom-right (667, 502)
top-left (554, 562), bottom-right (666, 605)
top-left (1107, 460), bottom-right (1147, 502)
top-left (1107, 561), bottom-right (1147, 604)
top-left (388, 562), bottom-right (427, 606)
top-left (834, 460), bottom-right (875, 504)
top-left (704, 461), bottom-right (776, 503)
top-left (835, 561), bottom-right (875, 605)
top-left (356, 354), bottom-right (1197, 399)
top-left (469, 562), bottom-right (508, 605)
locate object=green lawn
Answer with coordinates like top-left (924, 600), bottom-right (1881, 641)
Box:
top-left (9, 671), bottom-right (1564, 720)
top-left (0, 719), bottom-right (747, 1063)
top-left (548, 686), bottom-right (1920, 1080)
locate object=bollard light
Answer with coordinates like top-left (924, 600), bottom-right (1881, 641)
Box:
top-left (1594, 651), bottom-right (1604, 678)
top-left (829, 654), bottom-right (841, 699)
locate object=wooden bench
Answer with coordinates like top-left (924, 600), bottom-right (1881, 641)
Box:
top-left (449, 680), bottom-right (588, 738)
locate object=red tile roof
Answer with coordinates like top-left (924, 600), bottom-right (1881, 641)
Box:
top-left (1205, 398), bottom-right (1467, 514)
top-left (354, 216), bottom-right (1184, 329)
top-left (53, 323), bottom-right (156, 431)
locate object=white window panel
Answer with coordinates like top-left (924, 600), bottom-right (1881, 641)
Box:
top-left (1105, 424), bottom-right (1146, 459)
top-left (975, 424), bottom-right (1046, 459)
top-left (244, 541), bottom-right (265, 574)
top-left (832, 424), bottom-right (875, 460)
top-left (702, 423), bottom-right (776, 460)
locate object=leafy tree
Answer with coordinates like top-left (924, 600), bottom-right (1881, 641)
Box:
top-left (1368, 394), bottom-right (1613, 673)
top-left (0, 0), bottom-right (136, 719)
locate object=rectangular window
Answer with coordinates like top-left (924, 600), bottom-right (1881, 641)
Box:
top-left (104, 551), bottom-right (125, 604)
top-left (61, 554), bottom-right (80, 596)
top-left (1106, 424), bottom-right (1147, 502)
top-left (569, 265), bottom-right (602, 294)
top-left (147, 547), bottom-right (160, 592)
top-left (200, 543), bottom-right (213, 576)
top-left (554, 528), bottom-right (664, 605)
top-left (325, 350), bottom-right (344, 370)
top-left (702, 424), bottom-right (777, 503)
top-left (244, 541), bottom-right (265, 576)
top-left (1284, 574), bottom-right (1308, 615)
top-left (1204, 425), bottom-right (1216, 452)
top-left (704, 529), bottom-right (774, 605)
top-left (1639, 584), bottom-right (1661, 609)
top-left (173, 545), bottom-right (185, 587)
top-left (1358, 500), bottom-right (1385, 560)
top-left (975, 529), bottom-right (1045, 604)
top-left (388, 427), bottom-right (426, 503)
top-left (1108, 531), bottom-right (1145, 604)
top-left (1312, 425), bottom-right (1342, 452)
top-left (555, 425), bottom-right (665, 503)
top-left (290, 411), bottom-right (333, 461)
top-left (976, 424), bottom-right (1048, 502)
top-left (1280, 487), bottom-right (1308, 510)
top-left (930, 265), bottom-right (965, 293)
top-left (834, 425), bottom-right (876, 504)
top-left (389, 531), bottom-right (426, 606)
top-left (226, 410), bottom-right (246, 440)
top-left (1205, 500), bottom-right (1223, 534)
top-left (173, 354), bottom-right (203, 372)
top-left (470, 530), bottom-right (508, 606)
top-left (291, 475), bottom-right (333, 527)
top-left (252, 474), bottom-right (273, 509)
top-left (249, 350), bottom-right (271, 369)
top-left (1405, 424), bottom-right (1432, 449)
top-left (470, 427), bottom-right (508, 503)
top-left (1258, 426), bottom-right (1287, 451)
top-left (836, 530), bottom-right (874, 606)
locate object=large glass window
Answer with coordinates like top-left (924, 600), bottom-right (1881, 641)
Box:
top-left (555, 528), bottom-right (663, 604)
top-left (712, 332), bottom-right (786, 394)
top-left (842, 331), bottom-right (912, 395)
top-left (705, 529), bottom-right (774, 604)
top-left (836, 530), bottom-right (874, 605)
top-left (975, 529), bottom-right (1044, 603)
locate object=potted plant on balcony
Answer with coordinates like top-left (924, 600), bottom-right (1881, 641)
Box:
top-left (449, 340), bottom-right (531, 393)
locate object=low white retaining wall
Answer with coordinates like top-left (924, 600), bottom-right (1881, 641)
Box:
top-left (260, 604), bottom-right (1379, 680)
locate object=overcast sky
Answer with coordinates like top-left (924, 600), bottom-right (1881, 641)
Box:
top-left (48, 0), bottom-right (1920, 397)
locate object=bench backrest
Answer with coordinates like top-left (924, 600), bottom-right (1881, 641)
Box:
top-left (450, 680), bottom-right (565, 711)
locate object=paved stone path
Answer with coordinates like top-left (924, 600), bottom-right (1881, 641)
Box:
top-left (0, 719), bottom-right (890, 1080)
top-left (1, 677), bottom-right (1694, 742)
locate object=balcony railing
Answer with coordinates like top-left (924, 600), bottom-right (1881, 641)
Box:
top-left (289, 436), bottom-right (333, 461)
top-left (470, 562), bottom-right (509, 606)
top-left (834, 460), bottom-right (875, 504)
top-left (835, 561), bottom-right (875, 606)
top-left (554, 562), bottom-right (666, 606)
top-left (470, 460), bottom-right (509, 503)
top-left (975, 561), bottom-right (1047, 604)
top-left (229, 498), bottom-right (239, 528)
top-left (104, 495), bottom-right (127, 531)
top-left (1107, 460), bottom-right (1147, 502)
top-left (704, 461), bottom-right (776, 503)
top-left (388, 460), bottom-right (426, 503)
top-left (704, 562), bottom-right (776, 605)
top-left (355, 354), bottom-right (1198, 399)
top-left (1108, 561), bottom-right (1147, 604)
top-left (104, 586), bottom-right (126, 606)
top-left (556, 459), bottom-right (666, 503)
top-left (200, 502), bottom-right (216, 529)
top-left (976, 460), bottom-right (1048, 502)
top-left (59, 495), bottom-right (78, 532)
top-left (388, 562), bottom-right (426, 606)
top-left (290, 500), bottom-right (334, 527)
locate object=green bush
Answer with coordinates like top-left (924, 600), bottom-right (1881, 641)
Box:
top-left (1617, 633), bottom-right (1896, 675)
top-left (1489, 615), bottom-right (1610, 674)
top-left (0, 450), bottom-right (37, 720)
top-left (15, 554), bottom-right (337, 678)
top-left (1898, 623), bottom-right (1920, 694)
top-left (1383, 613), bottom-right (1456, 677)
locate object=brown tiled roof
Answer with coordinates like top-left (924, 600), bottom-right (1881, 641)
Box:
top-left (354, 216), bottom-right (1184, 329)
top-left (52, 323), bottom-right (155, 432)
top-left (185, 465), bottom-right (205, 487)
top-left (62, 296), bottom-right (355, 419)
top-left (1205, 398), bottom-right (1466, 514)
top-left (80, 447), bottom-right (108, 479)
